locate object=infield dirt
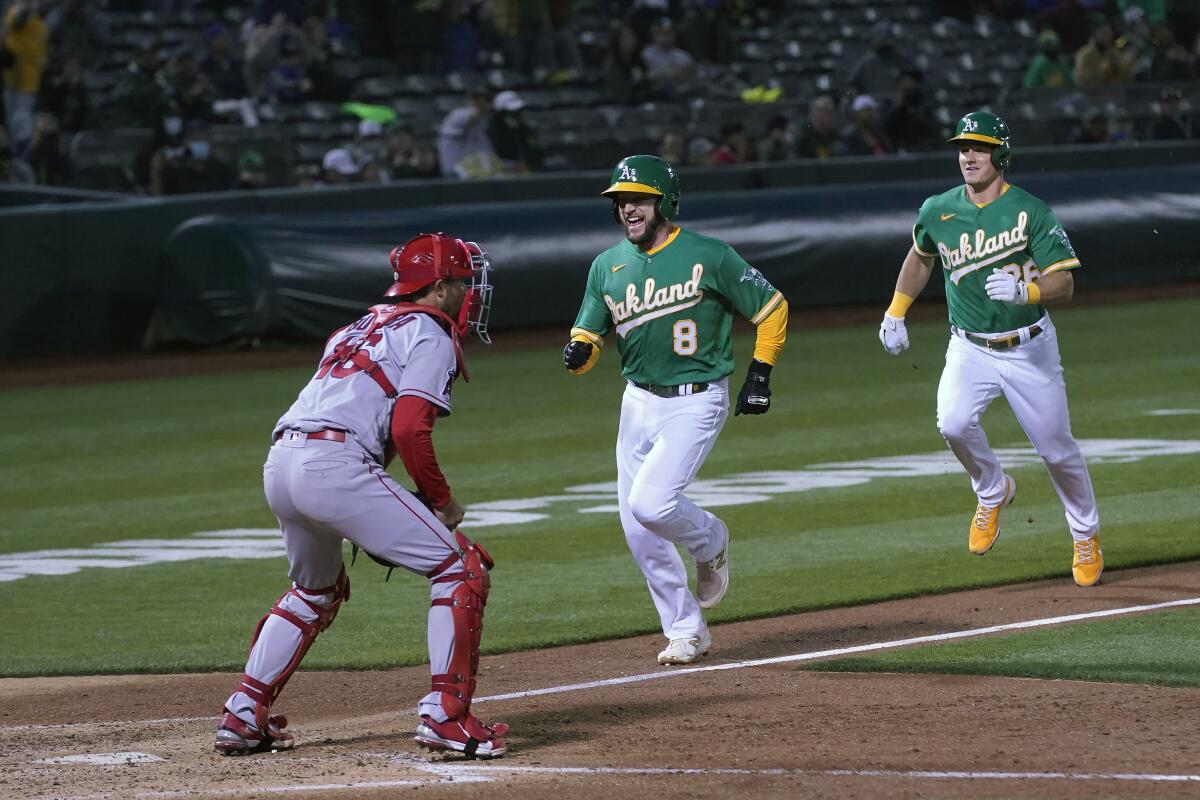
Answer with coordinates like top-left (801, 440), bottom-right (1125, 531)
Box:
top-left (3, 561), bottom-right (1199, 800)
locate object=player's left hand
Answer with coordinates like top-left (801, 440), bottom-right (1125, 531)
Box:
top-left (734, 359), bottom-right (772, 416)
top-left (985, 269), bottom-right (1031, 304)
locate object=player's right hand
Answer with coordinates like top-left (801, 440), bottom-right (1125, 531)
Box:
top-left (435, 496), bottom-right (466, 531)
top-left (879, 314), bottom-right (909, 355)
top-left (563, 340), bottom-right (593, 371)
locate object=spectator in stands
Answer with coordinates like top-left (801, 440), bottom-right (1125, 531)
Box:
top-left (1117, 0), bottom-right (1166, 26)
top-left (847, 22), bottom-right (913, 104)
top-left (134, 104), bottom-right (185, 193)
top-left (796, 95), bottom-right (848, 159)
top-left (234, 149), bottom-right (270, 189)
top-left (687, 135), bottom-right (716, 166)
top-left (301, 13), bottom-right (349, 102)
top-left (2, 0), bottom-right (48, 161)
top-left (1114, 5), bottom-right (1155, 80)
top-left (244, 12), bottom-right (315, 104)
top-left (547, 0), bottom-right (585, 83)
top-left (1148, 87), bottom-right (1191, 140)
top-left (883, 70), bottom-right (938, 153)
top-left (254, 0), bottom-right (305, 26)
top-left (1035, 0), bottom-right (1092, 54)
top-left (489, 90), bottom-right (543, 173)
top-left (350, 118), bottom-right (384, 165)
top-left (43, 0), bottom-right (106, 59)
top-left (1066, 107), bottom-right (1109, 144)
top-left (659, 128), bottom-right (688, 166)
top-left (756, 115), bottom-right (795, 162)
top-left (1147, 22), bottom-right (1192, 81)
top-left (843, 94), bottom-right (891, 156)
top-left (712, 121), bottom-right (754, 164)
top-left (154, 120), bottom-right (235, 195)
top-left (200, 23), bottom-right (247, 100)
top-left (492, 0), bottom-right (553, 77)
top-left (1023, 29), bottom-right (1074, 88)
top-left (112, 45), bottom-right (170, 127)
top-left (437, 88), bottom-right (504, 179)
top-left (1073, 16), bottom-right (1134, 87)
top-left (38, 53), bottom-right (88, 132)
top-left (641, 17), bottom-right (698, 100)
top-left (442, 2), bottom-right (482, 74)
top-left (0, 124), bottom-right (34, 182)
top-left (167, 52), bottom-right (216, 122)
top-left (380, 124), bottom-right (439, 181)
top-left (1108, 107), bottom-right (1137, 145)
top-left (602, 18), bottom-right (648, 105)
top-left (321, 146), bottom-right (359, 184)
top-left (28, 111), bottom-right (67, 185)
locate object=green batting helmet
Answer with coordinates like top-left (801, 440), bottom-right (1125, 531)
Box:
top-left (947, 111), bottom-right (1012, 171)
top-left (601, 155), bottom-right (681, 221)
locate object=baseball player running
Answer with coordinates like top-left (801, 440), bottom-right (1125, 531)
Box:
top-left (215, 233), bottom-right (510, 759)
top-left (879, 111), bottom-right (1102, 587)
top-left (564, 155), bottom-right (788, 665)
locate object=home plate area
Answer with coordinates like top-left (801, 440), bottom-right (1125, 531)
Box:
top-left (4, 562), bottom-right (1200, 800)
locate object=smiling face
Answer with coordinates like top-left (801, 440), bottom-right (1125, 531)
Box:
top-left (958, 144), bottom-right (1001, 189)
top-left (613, 192), bottom-right (667, 249)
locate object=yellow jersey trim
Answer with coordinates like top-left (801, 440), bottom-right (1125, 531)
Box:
top-left (570, 327), bottom-right (604, 347)
top-left (912, 226), bottom-right (936, 258)
top-left (645, 226), bottom-right (681, 256)
top-left (971, 182), bottom-right (1010, 209)
top-left (750, 291), bottom-right (784, 325)
top-left (1040, 258), bottom-right (1081, 275)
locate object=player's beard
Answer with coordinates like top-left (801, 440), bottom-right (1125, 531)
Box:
top-left (624, 208), bottom-right (664, 248)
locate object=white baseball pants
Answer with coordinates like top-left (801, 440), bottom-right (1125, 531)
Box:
top-left (616, 378), bottom-right (730, 641)
top-left (225, 435), bottom-right (465, 724)
top-left (936, 317), bottom-right (1099, 538)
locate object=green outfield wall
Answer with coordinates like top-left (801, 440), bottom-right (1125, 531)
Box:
top-left (2, 144), bottom-right (1198, 359)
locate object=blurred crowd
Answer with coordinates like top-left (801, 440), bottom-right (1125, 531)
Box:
top-left (2, 0), bottom-right (1199, 192)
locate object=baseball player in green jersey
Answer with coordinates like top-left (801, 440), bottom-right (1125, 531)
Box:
top-left (562, 155), bottom-right (788, 665)
top-left (879, 111), bottom-right (1102, 587)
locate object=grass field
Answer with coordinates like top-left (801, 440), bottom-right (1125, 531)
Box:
top-left (805, 605), bottom-right (1200, 688)
top-left (1, 297), bottom-right (1198, 678)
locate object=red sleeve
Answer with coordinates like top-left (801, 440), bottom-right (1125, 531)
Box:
top-left (389, 395), bottom-right (452, 509)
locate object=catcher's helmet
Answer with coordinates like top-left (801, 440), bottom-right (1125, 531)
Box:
top-left (601, 154), bottom-right (680, 221)
top-left (386, 232), bottom-right (494, 342)
top-left (947, 111), bottom-right (1012, 171)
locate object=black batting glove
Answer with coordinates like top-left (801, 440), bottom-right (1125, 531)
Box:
top-left (734, 359), bottom-right (772, 416)
top-left (563, 340), bottom-right (593, 371)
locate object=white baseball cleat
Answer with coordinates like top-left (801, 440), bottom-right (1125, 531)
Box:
top-left (657, 629), bottom-right (712, 665)
top-left (696, 520), bottom-right (730, 609)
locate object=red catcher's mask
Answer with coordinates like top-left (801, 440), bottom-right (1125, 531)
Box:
top-left (386, 233), bottom-right (493, 342)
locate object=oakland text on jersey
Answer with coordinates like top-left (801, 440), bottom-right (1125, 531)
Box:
top-left (937, 211), bottom-right (1029, 277)
top-left (604, 263), bottom-right (704, 334)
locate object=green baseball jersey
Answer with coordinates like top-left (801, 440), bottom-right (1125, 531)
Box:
top-left (571, 227), bottom-right (783, 385)
top-left (913, 183), bottom-right (1080, 333)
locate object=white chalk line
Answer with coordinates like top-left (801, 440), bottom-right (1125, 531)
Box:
top-left (34, 757), bottom-right (1200, 800)
top-left (5, 596), bottom-right (1199, 735)
top-left (473, 596), bottom-right (1200, 703)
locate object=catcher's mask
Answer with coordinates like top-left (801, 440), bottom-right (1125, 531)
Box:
top-left (947, 110), bottom-right (1012, 171)
top-left (386, 232), bottom-right (493, 343)
top-left (601, 154), bottom-right (680, 223)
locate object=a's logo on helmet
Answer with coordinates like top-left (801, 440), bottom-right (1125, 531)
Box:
top-left (961, 116), bottom-right (979, 132)
top-left (620, 165), bottom-right (637, 181)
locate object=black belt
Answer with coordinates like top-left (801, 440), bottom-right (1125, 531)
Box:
top-left (962, 324), bottom-right (1043, 351)
top-left (632, 381), bottom-right (710, 398)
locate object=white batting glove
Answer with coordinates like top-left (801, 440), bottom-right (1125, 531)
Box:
top-left (984, 269), bottom-right (1031, 304)
top-left (879, 314), bottom-right (909, 355)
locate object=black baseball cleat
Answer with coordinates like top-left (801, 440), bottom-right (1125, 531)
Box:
top-left (214, 709), bottom-right (295, 755)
